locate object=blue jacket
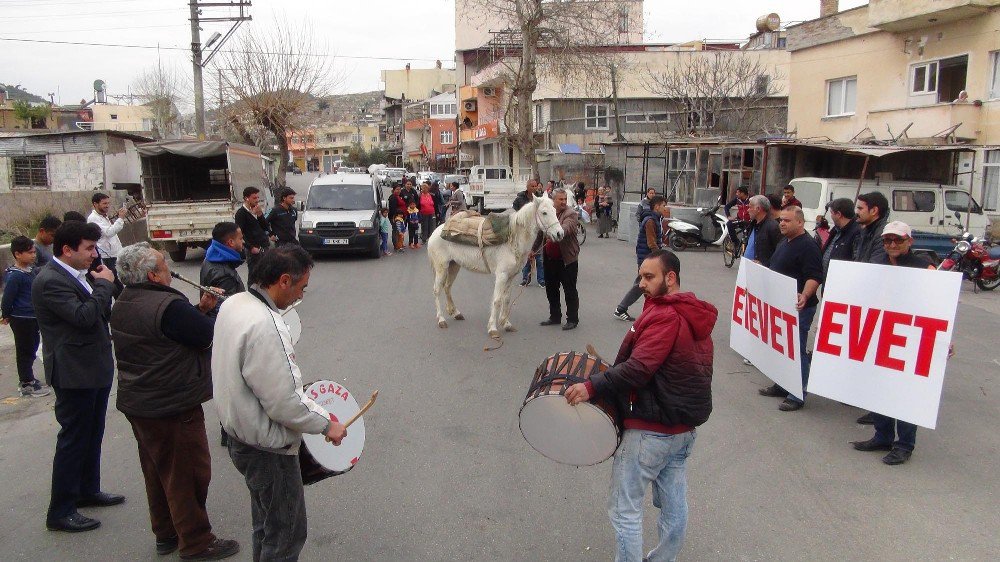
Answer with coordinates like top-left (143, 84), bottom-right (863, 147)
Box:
top-left (635, 209), bottom-right (661, 264)
top-left (1, 266), bottom-right (35, 318)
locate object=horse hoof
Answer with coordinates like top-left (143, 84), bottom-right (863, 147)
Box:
top-left (455, 313), bottom-right (465, 320)
top-left (438, 320), bottom-right (448, 329)
top-left (488, 330), bottom-right (500, 339)
top-left (504, 325), bottom-right (517, 332)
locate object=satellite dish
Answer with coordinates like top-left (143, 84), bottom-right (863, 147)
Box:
top-left (93, 79), bottom-right (106, 92)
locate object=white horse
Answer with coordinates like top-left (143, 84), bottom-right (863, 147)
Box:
top-left (427, 194), bottom-right (565, 338)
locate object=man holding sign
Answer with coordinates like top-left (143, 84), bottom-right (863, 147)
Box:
top-left (757, 206), bottom-right (823, 411)
top-left (849, 222), bottom-right (938, 465)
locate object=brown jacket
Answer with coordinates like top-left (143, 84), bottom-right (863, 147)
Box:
top-left (534, 206), bottom-right (581, 265)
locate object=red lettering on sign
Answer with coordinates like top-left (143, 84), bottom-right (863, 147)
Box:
top-left (816, 301), bottom-right (847, 355)
top-left (768, 306), bottom-right (785, 355)
top-left (733, 286), bottom-right (746, 325)
top-left (733, 285), bottom-right (798, 361)
top-left (874, 311), bottom-right (912, 372)
top-left (848, 305), bottom-right (881, 362)
top-left (747, 294), bottom-right (760, 338)
top-left (782, 311), bottom-right (797, 360)
top-left (912, 316), bottom-right (948, 377)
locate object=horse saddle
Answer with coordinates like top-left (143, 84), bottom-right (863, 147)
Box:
top-left (440, 210), bottom-right (512, 247)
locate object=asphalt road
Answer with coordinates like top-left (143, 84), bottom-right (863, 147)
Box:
top-left (0, 173), bottom-right (997, 561)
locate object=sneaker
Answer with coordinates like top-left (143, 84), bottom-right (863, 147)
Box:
top-left (519, 279), bottom-right (530, 287)
top-left (538, 282), bottom-right (546, 287)
top-left (612, 309), bottom-right (635, 322)
top-left (179, 538), bottom-right (240, 560)
top-left (21, 382), bottom-right (51, 397)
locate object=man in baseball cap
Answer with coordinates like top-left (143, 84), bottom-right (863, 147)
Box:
top-left (850, 220), bottom-right (936, 465)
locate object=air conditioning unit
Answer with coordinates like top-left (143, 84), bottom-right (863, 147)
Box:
top-left (482, 87), bottom-right (497, 97)
top-left (463, 100), bottom-right (477, 112)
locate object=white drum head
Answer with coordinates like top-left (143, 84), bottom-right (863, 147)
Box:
top-left (282, 308), bottom-right (302, 345)
top-left (519, 395), bottom-right (619, 466)
top-left (301, 380), bottom-right (366, 473)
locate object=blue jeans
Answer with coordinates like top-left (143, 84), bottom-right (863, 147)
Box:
top-left (872, 415), bottom-right (917, 451)
top-left (788, 305), bottom-right (817, 404)
top-left (521, 252), bottom-right (544, 284)
top-left (379, 232), bottom-right (389, 253)
top-left (608, 429), bottom-right (696, 562)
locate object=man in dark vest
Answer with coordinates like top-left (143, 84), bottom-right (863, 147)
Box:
top-left (111, 243), bottom-right (239, 559)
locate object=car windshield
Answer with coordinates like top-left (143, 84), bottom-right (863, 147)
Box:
top-left (308, 185), bottom-right (374, 211)
top-left (790, 180), bottom-right (823, 210)
top-left (945, 190), bottom-right (983, 214)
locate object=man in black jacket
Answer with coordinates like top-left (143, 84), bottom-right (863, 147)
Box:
top-left (514, 180), bottom-right (545, 286)
top-left (820, 198), bottom-right (862, 279)
top-left (745, 195), bottom-right (781, 267)
top-left (31, 221), bottom-right (125, 533)
top-left (852, 191), bottom-right (890, 264)
top-left (266, 187), bottom-right (298, 246)
top-left (111, 243), bottom-right (239, 559)
top-left (566, 250), bottom-right (717, 562)
top-left (234, 187), bottom-right (271, 284)
top-left (201, 222), bottom-right (247, 305)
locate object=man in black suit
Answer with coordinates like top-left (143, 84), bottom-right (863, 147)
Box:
top-left (31, 221), bottom-right (125, 533)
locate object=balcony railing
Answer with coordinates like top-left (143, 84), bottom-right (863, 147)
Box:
top-left (867, 102), bottom-right (981, 143)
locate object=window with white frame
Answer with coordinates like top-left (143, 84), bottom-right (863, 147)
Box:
top-left (351, 133), bottom-right (362, 143)
top-left (983, 150), bottom-right (1000, 212)
top-left (911, 61), bottom-right (938, 94)
top-left (430, 103), bottom-right (457, 116)
top-left (989, 51), bottom-right (1000, 99)
top-left (440, 130), bottom-right (454, 144)
top-left (12, 155), bottom-right (49, 189)
top-left (826, 76), bottom-right (857, 116)
top-left (585, 103), bottom-right (609, 130)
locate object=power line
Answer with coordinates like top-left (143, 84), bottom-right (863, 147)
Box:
top-left (0, 7), bottom-right (182, 19)
top-left (0, 36), bottom-right (450, 62)
top-left (2, 24), bottom-right (186, 36)
top-left (0, 0), bottom-right (152, 6)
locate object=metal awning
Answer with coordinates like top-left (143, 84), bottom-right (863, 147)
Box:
top-left (765, 141), bottom-right (976, 158)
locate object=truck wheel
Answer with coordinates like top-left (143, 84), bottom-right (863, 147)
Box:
top-left (369, 237), bottom-right (381, 259)
top-left (168, 244), bottom-right (187, 263)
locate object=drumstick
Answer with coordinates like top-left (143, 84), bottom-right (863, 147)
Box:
top-left (325, 390), bottom-right (379, 443)
top-left (586, 343), bottom-right (604, 362)
top-left (281, 299), bottom-right (302, 317)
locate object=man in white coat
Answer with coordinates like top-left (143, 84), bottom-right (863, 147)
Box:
top-left (86, 192), bottom-right (126, 277)
top-left (212, 245), bottom-right (347, 561)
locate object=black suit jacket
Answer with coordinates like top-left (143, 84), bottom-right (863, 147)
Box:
top-left (31, 260), bottom-right (116, 389)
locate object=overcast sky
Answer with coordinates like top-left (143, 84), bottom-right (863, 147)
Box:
top-left (0, 0), bottom-right (867, 107)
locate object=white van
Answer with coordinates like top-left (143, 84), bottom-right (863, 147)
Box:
top-left (468, 165), bottom-right (524, 211)
top-left (788, 177), bottom-right (989, 237)
top-left (299, 173), bottom-right (384, 259)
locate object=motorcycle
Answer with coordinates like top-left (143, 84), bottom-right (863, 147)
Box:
top-left (665, 205), bottom-right (728, 251)
top-left (938, 232), bottom-right (1000, 291)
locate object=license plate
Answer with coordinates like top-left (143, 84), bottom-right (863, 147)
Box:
top-left (323, 238), bottom-right (349, 245)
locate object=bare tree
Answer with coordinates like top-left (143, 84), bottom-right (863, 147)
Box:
top-left (644, 52), bottom-right (786, 139)
top-left (211, 20), bottom-right (340, 183)
top-left (457, 0), bottom-right (637, 177)
top-left (132, 64), bottom-right (187, 139)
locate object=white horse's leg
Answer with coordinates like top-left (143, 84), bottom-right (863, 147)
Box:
top-left (445, 261), bottom-right (463, 320)
top-left (487, 273), bottom-right (506, 339)
top-left (432, 257), bottom-right (450, 329)
top-left (498, 268), bottom-right (519, 332)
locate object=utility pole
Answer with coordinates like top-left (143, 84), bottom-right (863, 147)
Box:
top-left (189, 0), bottom-right (205, 139)
top-left (188, 0), bottom-right (252, 140)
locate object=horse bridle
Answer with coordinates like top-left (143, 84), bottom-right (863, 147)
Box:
top-left (534, 200), bottom-right (560, 239)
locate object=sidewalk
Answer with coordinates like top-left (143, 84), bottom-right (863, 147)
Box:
top-left (0, 327), bottom-right (54, 422)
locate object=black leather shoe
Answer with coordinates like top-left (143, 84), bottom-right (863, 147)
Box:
top-left (47, 512), bottom-right (101, 532)
top-left (180, 538), bottom-right (241, 560)
top-left (758, 384), bottom-right (785, 397)
top-left (778, 398), bottom-right (803, 411)
top-left (540, 318), bottom-right (561, 326)
top-left (562, 322), bottom-right (578, 331)
top-left (157, 536), bottom-right (179, 556)
top-left (851, 438), bottom-right (893, 452)
top-left (856, 412), bottom-right (877, 425)
top-left (76, 492), bottom-right (126, 508)
top-left (882, 447), bottom-right (912, 465)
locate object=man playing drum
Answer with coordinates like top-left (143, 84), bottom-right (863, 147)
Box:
top-left (565, 249), bottom-right (717, 562)
top-left (212, 246), bottom-right (347, 561)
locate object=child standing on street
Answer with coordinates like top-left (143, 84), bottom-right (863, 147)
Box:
top-left (393, 213), bottom-right (406, 252)
top-left (1, 236), bottom-right (50, 397)
top-left (407, 202), bottom-right (421, 248)
top-left (379, 208), bottom-right (392, 256)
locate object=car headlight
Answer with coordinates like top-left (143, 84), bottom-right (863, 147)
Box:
top-left (359, 220), bottom-right (373, 228)
top-left (300, 221), bottom-right (313, 229)
top-left (955, 240), bottom-right (971, 254)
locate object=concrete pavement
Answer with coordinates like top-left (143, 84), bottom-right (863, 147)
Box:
top-left (0, 197), bottom-right (997, 560)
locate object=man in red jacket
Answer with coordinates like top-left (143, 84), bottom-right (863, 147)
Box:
top-left (566, 249), bottom-right (717, 562)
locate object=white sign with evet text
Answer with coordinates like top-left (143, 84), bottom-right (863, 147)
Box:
top-left (730, 259), bottom-right (804, 400)
top-left (808, 260), bottom-right (961, 429)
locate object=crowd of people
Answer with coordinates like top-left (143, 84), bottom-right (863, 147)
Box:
top-left (0, 175), bottom-right (957, 562)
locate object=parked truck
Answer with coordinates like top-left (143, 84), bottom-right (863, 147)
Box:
top-left (137, 140), bottom-right (272, 262)
top-left (467, 165), bottom-right (529, 212)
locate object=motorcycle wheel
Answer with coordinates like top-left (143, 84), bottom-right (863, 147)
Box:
top-left (975, 275), bottom-right (1000, 291)
top-left (723, 236), bottom-right (737, 268)
top-left (668, 231), bottom-right (686, 252)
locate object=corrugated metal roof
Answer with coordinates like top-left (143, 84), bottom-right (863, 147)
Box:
top-left (765, 140), bottom-right (976, 157)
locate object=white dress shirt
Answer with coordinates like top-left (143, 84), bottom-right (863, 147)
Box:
top-left (87, 209), bottom-right (125, 259)
top-left (54, 256), bottom-right (93, 295)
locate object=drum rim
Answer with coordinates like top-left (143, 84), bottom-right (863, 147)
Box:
top-left (301, 379), bottom-right (366, 473)
top-left (518, 394), bottom-right (621, 466)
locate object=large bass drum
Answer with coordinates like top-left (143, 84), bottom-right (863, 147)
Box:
top-left (299, 380), bottom-right (367, 485)
top-left (519, 351), bottom-right (621, 466)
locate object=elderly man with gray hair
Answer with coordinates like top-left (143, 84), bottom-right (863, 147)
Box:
top-left (744, 194), bottom-right (781, 267)
top-left (109, 243), bottom-right (240, 560)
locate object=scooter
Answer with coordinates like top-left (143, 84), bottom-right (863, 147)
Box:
top-left (938, 232), bottom-right (1000, 291)
top-left (665, 205), bottom-right (728, 251)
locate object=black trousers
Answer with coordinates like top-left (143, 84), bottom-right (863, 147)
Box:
top-left (543, 258), bottom-right (579, 323)
top-left (246, 247), bottom-right (265, 286)
top-left (8, 317), bottom-right (40, 385)
top-left (48, 385), bottom-right (112, 520)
